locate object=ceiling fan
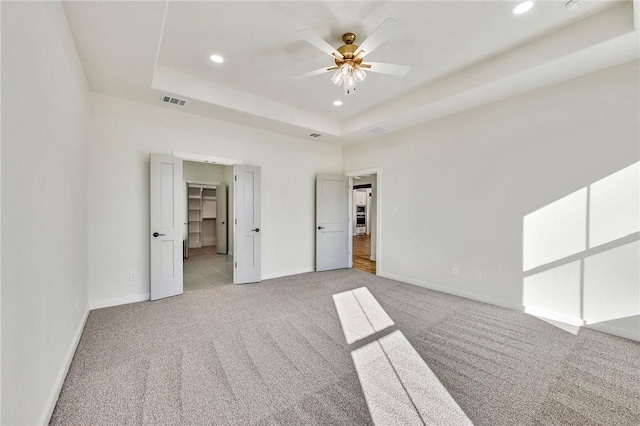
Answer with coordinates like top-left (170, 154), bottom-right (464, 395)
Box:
top-left (293, 18), bottom-right (410, 95)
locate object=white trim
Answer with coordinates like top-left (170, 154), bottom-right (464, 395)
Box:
top-left (90, 293), bottom-right (150, 310)
top-left (378, 271), bottom-right (522, 311)
top-left (347, 177), bottom-right (354, 268)
top-left (173, 151), bottom-right (243, 165)
top-left (586, 322), bottom-right (640, 342)
top-left (523, 306), bottom-right (585, 326)
top-left (262, 267), bottom-right (314, 281)
top-left (345, 167), bottom-right (382, 275)
top-left (185, 180), bottom-right (222, 187)
top-left (40, 308), bottom-right (89, 425)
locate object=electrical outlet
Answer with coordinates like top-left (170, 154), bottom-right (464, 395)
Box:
top-left (129, 271), bottom-right (137, 281)
top-left (452, 266), bottom-right (459, 276)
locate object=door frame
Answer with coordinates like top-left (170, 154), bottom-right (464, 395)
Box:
top-left (184, 180), bottom-right (223, 258)
top-left (170, 153), bottom-right (245, 284)
top-left (345, 167), bottom-right (382, 275)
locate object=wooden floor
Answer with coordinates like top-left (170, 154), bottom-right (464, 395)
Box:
top-left (353, 234), bottom-right (376, 274)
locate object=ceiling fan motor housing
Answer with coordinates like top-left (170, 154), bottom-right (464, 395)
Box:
top-left (335, 33), bottom-right (362, 67)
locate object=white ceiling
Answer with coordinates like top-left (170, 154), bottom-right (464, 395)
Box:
top-left (63, 0), bottom-right (639, 145)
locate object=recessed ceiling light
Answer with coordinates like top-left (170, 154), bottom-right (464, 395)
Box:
top-left (209, 54), bottom-right (224, 63)
top-left (512, 1), bottom-right (534, 15)
top-left (333, 100), bottom-right (343, 106)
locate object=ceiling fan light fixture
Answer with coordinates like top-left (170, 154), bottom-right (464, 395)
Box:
top-left (353, 66), bottom-right (367, 83)
top-left (331, 71), bottom-right (344, 86)
top-left (294, 19), bottom-right (410, 95)
top-left (343, 74), bottom-right (357, 95)
top-left (339, 63), bottom-right (352, 77)
top-left (345, 75), bottom-right (357, 89)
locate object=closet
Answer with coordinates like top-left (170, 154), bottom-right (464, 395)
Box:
top-left (187, 183), bottom-right (220, 251)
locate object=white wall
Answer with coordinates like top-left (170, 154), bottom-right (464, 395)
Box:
top-left (183, 160), bottom-right (226, 183)
top-left (343, 61), bottom-right (639, 339)
top-left (1, 1), bottom-right (89, 424)
top-left (88, 93), bottom-right (342, 308)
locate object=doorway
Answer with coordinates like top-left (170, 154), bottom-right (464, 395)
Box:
top-left (182, 161), bottom-right (233, 292)
top-left (347, 170), bottom-right (380, 275)
top-left (151, 153), bottom-right (262, 300)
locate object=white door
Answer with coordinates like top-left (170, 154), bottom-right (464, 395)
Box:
top-left (234, 165), bottom-right (261, 284)
top-left (150, 154), bottom-right (184, 300)
top-left (216, 183), bottom-right (228, 254)
top-left (316, 174), bottom-right (349, 271)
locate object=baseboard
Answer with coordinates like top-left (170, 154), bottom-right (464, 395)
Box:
top-left (40, 308), bottom-right (89, 425)
top-left (523, 306), bottom-right (584, 326)
top-left (262, 267), bottom-right (314, 281)
top-left (90, 293), bottom-right (149, 310)
top-left (377, 271), bottom-right (522, 311)
top-left (586, 322), bottom-right (640, 342)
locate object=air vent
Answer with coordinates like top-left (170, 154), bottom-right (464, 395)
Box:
top-left (366, 126), bottom-right (390, 135)
top-left (309, 133), bottom-right (322, 138)
top-left (160, 95), bottom-right (187, 106)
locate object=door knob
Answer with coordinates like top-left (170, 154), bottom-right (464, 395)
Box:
top-left (153, 232), bottom-right (166, 237)
top-left (317, 226), bottom-right (325, 230)
top-left (251, 228), bottom-right (260, 232)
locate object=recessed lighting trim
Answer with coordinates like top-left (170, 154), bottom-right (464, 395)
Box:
top-left (209, 54), bottom-right (224, 63)
top-left (512, 1), bottom-right (534, 15)
top-left (333, 100), bottom-right (343, 106)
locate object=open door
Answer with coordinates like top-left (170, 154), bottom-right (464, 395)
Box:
top-left (150, 154), bottom-right (184, 300)
top-left (234, 165), bottom-right (261, 284)
top-left (216, 183), bottom-right (228, 254)
top-left (316, 174), bottom-right (349, 271)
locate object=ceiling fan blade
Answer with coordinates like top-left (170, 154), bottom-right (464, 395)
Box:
top-left (354, 18), bottom-right (399, 59)
top-left (361, 62), bottom-right (410, 76)
top-left (292, 66), bottom-right (337, 80)
top-left (297, 29), bottom-right (343, 59)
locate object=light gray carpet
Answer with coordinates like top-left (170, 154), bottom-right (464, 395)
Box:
top-left (50, 270), bottom-right (640, 425)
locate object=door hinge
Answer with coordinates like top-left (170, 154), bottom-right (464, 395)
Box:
top-left (235, 218), bottom-right (237, 224)
top-left (235, 262), bottom-right (237, 268)
top-left (234, 175), bottom-right (237, 181)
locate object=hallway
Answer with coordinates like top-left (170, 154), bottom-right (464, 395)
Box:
top-left (352, 234), bottom-right (376, 274)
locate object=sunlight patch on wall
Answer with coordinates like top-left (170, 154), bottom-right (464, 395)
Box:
top-left (584, 240), bottom-right (640, 324)
top-left (522, 162), bottom-right (640, 334)
top-left (523, 261), bottom-right (581, 325)
top-left (523, 188), bottom-right (587, 271)
top-left (589, 162), bottom-right (640, 248)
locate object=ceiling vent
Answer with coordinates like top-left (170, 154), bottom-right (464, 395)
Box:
top-left (366, 126), bottom-right (390, 135)
top-left (161, 95), bottom-right (187, 106)
top-left (309, 133), bottom-right (322, 138)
